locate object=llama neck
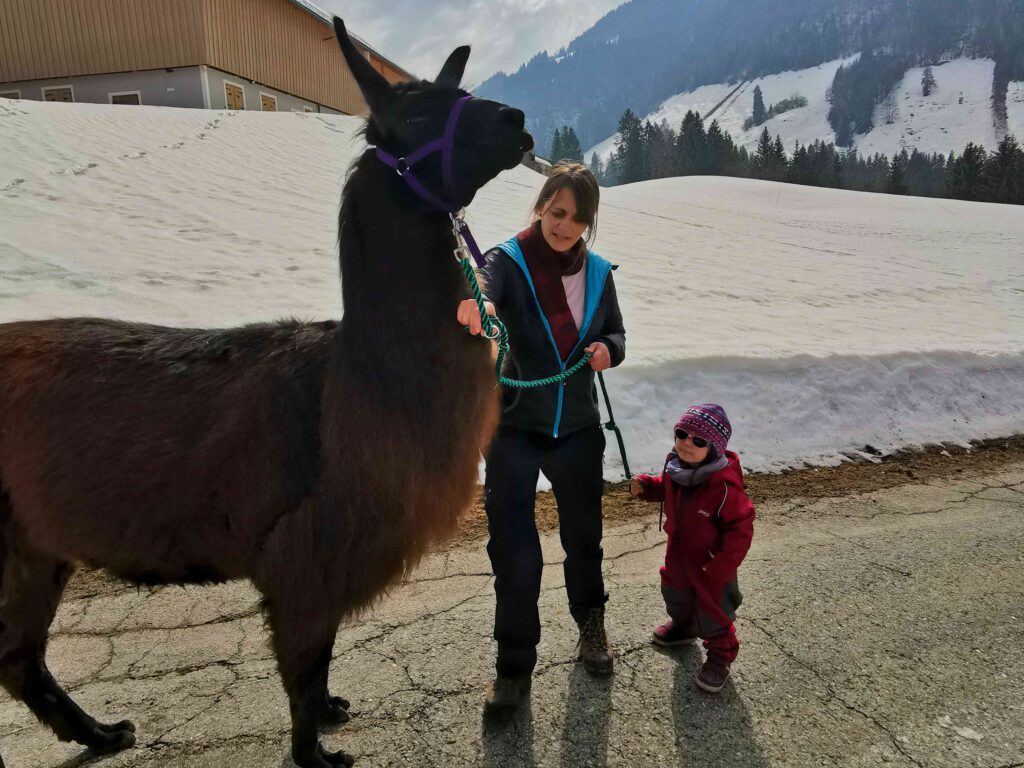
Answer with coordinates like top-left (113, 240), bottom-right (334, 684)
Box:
top-left (337, 155), bottom-right (462, 341)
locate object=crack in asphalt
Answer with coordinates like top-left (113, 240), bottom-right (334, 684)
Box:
top-left (745, 616), bottom-right (924, 767)
top-left (773, 478), bottom-right (1024, 523)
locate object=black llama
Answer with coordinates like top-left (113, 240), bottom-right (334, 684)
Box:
top-left (0, 17), bottom-right (532, 768)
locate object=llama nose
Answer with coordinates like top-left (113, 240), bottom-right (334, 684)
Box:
top-left (500, 107), bottom-right (525, 130)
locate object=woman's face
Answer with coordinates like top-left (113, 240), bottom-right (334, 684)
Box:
top-left (536, 187), bottom-right (588, 253)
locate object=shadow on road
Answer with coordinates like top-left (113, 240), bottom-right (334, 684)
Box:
top-left (482, 699), bottom-right (536, 768)
top-left (559, 664), bottom-right (613, 766)
top-left (666, 646), bottom-right (768, 767)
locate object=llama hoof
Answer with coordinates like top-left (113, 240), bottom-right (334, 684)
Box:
top-left (294, 743), bottom-right (355, 767)
top-left (320, 695), bottom-right (351, 725)
top-left (96, 719), bottom-right (137, 734)
top-left (86, 721), bottom-right (136, 755)
top-left (322, 746), bottom-right (354, 767)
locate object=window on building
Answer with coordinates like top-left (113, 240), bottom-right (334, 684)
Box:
top-left (224, 82), bottom-right (245, 111)
top-left (0, 91), bottom-right (20, 100)
top-left (43, 86), bottom-right (73, 102)
top-left (110, 92), bottom-right (141, 105)
top-left (260, 93), bottom-right (277, 112)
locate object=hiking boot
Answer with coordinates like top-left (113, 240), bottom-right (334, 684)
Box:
top-left (483, 674), bottom-right (531, 718)
top-left (651, 619), bottom-right (698, 648)
top-left (575, 606), bottom-right (614, 675)
top-left (695, 655), bottom-right (731, 693)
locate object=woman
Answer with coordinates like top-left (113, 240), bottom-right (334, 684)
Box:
top-left (456, 162), bottom-right (626, 715)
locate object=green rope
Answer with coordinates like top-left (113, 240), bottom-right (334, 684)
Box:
top-left (459, 257), bottom-right (593, 389)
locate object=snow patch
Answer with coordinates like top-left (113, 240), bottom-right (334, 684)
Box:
top-left (1, 101), bottom-right (1021, 478)
top-left (586, 56), bottom-right (1007, 162)
top-left (856, 59), bottom-right (999, 156)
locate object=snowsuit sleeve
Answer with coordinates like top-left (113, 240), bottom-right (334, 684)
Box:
top-left (595, 272), bottom-right (626, 368)
top-left (707, 485), bottom-right (755, 579)
top-left (633, 472), bottom-right (665, 502)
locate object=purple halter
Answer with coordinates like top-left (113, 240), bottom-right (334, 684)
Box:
top-left (374, 94), bottom-right (472, 215)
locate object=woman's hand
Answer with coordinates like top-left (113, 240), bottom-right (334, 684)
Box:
top-left (457, 298), bottom-right (495, 335)
top-left (584, 341), bottom-right (611, 371)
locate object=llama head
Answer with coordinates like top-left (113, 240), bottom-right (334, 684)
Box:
top-left (333, 17), bottom-right (533, 208)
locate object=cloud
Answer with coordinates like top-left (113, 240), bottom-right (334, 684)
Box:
top-left (321, 0), bottom-right (623, 87)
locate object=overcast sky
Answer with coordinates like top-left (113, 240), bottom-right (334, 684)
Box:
top-left (320, 0), bottom-right (625, 88)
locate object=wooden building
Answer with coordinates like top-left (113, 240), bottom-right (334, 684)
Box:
top-left (0, 0), bottom-right (413, 114)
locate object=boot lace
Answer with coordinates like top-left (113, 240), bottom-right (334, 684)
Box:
top-left (578, 609), bottom-right (608, 653)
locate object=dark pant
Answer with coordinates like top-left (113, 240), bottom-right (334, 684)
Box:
top-left (484, 424), bottom-right (607, 676)
top-left (661, 582), bottom-right (742, 664)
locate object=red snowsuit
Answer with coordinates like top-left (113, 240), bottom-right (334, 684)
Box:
top-left (635, 450), bottom-right (755, 663)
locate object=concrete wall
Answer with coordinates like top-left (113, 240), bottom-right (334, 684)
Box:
top-left (0, 66), bottom-right (344, 114)
top-left (0, 67), bottom-right (205, 108)
top-left (203, 67), bottom-right (338, 113)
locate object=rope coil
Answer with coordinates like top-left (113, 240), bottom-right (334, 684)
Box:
top-left (458, 256), bottom-right (592, 389)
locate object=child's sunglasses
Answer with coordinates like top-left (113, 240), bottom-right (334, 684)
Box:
top-left (674, 428), bottom-right (709, 448)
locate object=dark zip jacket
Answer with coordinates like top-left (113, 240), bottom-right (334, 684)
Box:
top-left (479, 237), bottom-right (626, 437)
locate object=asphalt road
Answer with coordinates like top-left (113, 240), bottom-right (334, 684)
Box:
top-left (1, 462), bottom-right (1021, 768)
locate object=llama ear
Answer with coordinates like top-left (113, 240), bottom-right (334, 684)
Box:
top-left (435, 46), bottom-right (470, 88)
top-left (333, 17), bottom-right (391, 115)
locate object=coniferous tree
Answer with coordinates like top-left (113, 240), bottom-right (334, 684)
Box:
top-left (752, 85), bottom-right (767, 127)
top-left (981, 134), bottom-right (1024, 204)
top-left (611, 109), bottom-right (644, 185)
top-left (754, 127), bottom-right (774, 178)
top-left (705, 120), bottom-right (734, 174)
top-left (549, 128), bottom-right (564, 162)
top-left (589, 152), bottom-right (605, 185)
top-left (886, 150), bottom-right (910, 194)
top-left (766, 135), bottom-right (788, 181)
top-left (676, 110), bottom-right (708, 175)
top-left (947, 143), bottom-right (988, 201)
top-left (647, 119), bottom-right (677, 179)
top-left (921, 66), bottom-right (937, 97)
top-left (561, 126), bottom-right (584, 163)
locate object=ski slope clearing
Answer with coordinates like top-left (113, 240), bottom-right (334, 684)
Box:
top-left (588, 57), bottom-right (1022, 161)
top-left (2, 99), bottom-right (1022, 475)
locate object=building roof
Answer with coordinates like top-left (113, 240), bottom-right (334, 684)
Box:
top-left (285, 0), bottom-right (417, 81)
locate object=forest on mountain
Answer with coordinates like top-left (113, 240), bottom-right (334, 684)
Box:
top-left (547, 109), bottom-right (1024, 206)
top-left (478, 0), bottom-right (1024, 152)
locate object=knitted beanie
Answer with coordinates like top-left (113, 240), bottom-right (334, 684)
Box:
top-left (675, 404), bottom-right (732, 460)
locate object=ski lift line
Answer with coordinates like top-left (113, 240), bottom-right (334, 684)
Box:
top-left (706, 79), bottom-right (749, 122)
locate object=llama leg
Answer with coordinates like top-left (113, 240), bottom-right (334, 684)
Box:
top-left (0, 521), bottom-right (135, 754)
top-left (312, 639), bottom-right (350, 727)
top-left (265, 601), bottom-right (352, 767)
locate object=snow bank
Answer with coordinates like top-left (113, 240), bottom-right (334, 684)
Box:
top-left (2, 100), bottom-right (1022, 476)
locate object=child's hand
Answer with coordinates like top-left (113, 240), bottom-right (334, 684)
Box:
top-left (629, 477), bottom-right (646, 497)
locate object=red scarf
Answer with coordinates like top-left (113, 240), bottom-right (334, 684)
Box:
top-left (517, 222), bottom-right (586, 361)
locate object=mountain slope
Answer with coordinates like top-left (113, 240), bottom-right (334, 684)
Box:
top-left (587, 57), bottom-right (1022, 161)
top-left (477, 0), bottom-right (1024, 155)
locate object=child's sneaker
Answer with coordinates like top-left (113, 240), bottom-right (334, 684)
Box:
top-left (695, 655), bottom-right (731, 693)
top-left (651, 619), bottom-right (697, 648)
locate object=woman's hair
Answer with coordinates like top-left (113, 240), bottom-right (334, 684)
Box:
top-left (532, 161), bottom-right (600, 244)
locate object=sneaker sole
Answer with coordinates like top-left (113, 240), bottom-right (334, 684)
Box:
top-left (694, 672), bottom-right (729, 693)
